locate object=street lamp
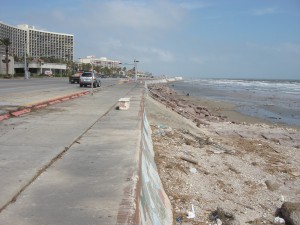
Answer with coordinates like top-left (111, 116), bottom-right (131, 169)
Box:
top-left (24, 43), bottom-right (28, 79)
top-left (134, 59), bottom-right (139, 82)
top-left (119, 59), bottom-right (140, 82)
top-left (77, 58), bottom-right (82, 70)
top-left (87, 56), bottom-right (95, 96)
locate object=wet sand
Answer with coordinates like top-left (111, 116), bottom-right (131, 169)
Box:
top-left (168, 81), bottom-right (300, 128)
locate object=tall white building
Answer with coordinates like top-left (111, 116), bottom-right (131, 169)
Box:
top-left (0, 21), bottom-right (74, 61)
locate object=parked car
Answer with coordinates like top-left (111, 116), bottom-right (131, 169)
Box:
top-left (79, 72), bottom-right (101, 87)
top-left (69, 70), bottom-right (84, 84)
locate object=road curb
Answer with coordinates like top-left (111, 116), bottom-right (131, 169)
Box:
top-left (0, 90), bottom-right (90, 122)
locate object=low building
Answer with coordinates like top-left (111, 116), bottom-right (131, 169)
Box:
top-left (14, 61), bottom-right (66, 76)
top-left (78, 57), bottom-right (121, 69)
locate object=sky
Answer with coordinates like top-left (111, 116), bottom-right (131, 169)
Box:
top-left (1, 0), bottom-right (300, 79)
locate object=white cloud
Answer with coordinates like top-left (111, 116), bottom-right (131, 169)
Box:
top-left (178, 0), bottom-right (211, 10)
top-left (150, 48), bottom-right (174, 62)
top-left (132, 45), bottom-right (175, 62)
top-left (252, 7), bottom-right (277, 16)
top-left (81, 0), bottom-right (185, 30)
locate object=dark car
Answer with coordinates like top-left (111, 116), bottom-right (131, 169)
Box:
top-left (79, 72), bottom-right (101, 87)
top-left (69, 70), bottom-right (84, 84)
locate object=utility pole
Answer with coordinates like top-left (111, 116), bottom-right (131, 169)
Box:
top-left (89, 56), bottom-right (95, 96)
top-left (24, 49), bottom-right (28, 79)
top-left (134, 59), bottom-right (139, 82)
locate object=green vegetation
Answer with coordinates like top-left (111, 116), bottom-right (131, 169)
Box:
top-left (77, 63), bottom-right (127, 77)
top-left (0, 37), bottom-right (12, 77)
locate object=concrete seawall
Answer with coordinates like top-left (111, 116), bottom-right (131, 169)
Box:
top-left (137, 112), bottom-right (173, 224)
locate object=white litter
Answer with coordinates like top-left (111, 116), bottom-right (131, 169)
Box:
top-left (186, 204), bottom-right (195, 219)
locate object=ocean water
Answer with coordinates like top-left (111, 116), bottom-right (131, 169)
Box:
top-left (169, 79), bottom-right (300, 127)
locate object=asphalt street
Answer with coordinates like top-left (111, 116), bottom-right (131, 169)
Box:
top-left (0, 79), bottom-right (144, 224)
top-left (0, 77), bottom-right (119, 109)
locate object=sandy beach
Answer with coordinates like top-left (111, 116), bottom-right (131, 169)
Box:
top-left (145, 83), bottom-right (300, 225)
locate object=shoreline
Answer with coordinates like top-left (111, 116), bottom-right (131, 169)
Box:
top-left (168, 80), bottom-right (300, 129)
top-left (145, 83), bottom-right (300, 224)
top-left (180, 94), bottom-right (300, 131)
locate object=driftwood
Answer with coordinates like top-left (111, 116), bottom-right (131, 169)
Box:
top-left (180, 156), bottom-right (198, 165)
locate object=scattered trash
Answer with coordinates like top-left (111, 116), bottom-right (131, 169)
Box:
top-left (186, 204), bottom-right (195, 219)
top-left (153, 130), bottom-right (166, 136)
top-left (215, 218), bottom-right (223, 225)
top-left (274, 216), bottom-right (285, 224)
top-left (176, 216), bottom-right (183, 223)
top-left (209, 146), bottom-right (226, 154)
top-left (189, 167), bottom-right (197, 174)
top-left (157, 124), bottom-right (169, 129)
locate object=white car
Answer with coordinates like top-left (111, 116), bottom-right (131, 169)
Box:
top-left (79, 72), bottom-right (101, 87)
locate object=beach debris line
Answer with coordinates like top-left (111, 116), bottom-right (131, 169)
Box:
top-left (148, 84), bottom-right (223, 126)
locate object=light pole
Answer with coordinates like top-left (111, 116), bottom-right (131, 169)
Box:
top-left (77, 58), bottom-right (82, 71)
top-left (88, 56), bottom-right (95, 96)
top-left (134, 59), bottom-right (139, 82)
top-left (40, 60), bottom-right (43, 75)
top-left (24, 51), bottom-right (28, 79)
top-left (119, 59), bottom-right (140, 81)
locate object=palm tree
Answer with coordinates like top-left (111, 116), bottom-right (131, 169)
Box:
top-left (0, 38), bottom-right (12, 77)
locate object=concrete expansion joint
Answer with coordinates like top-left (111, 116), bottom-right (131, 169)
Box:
top-left (0, 100), bottom-right (111, 214)
top-left (0, 144), bottom-right (71, 214)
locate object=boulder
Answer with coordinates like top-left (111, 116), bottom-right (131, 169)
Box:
top-left (280, 202), bottom-right (300, 225)
top-left (265, 180), bottom-right (280, 191)
top-left (200, 109), bottom-right (210, 116)
top-left (183, 106), bottom-right (197, 116)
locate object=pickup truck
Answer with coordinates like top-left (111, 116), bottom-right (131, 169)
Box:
top-left (69, 71), bottom-right (83, 84)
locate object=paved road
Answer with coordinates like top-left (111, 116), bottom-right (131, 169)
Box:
top-left (0, 81), bottom-right (144, 224)
top-left (0, 77), bottom-right (121, 113)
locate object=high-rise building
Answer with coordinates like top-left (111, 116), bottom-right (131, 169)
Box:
top-left (0, 22), bottom-right (27, 59)
top-left (0, 21), bottom-right (74, 62)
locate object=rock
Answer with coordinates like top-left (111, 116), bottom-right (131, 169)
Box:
top-left (265, 180), bottom-right (280, 191)
top-left (209, 207), bottom-right (240, 225)
top-left (280, 202), bottom-right (300, 225)
top-left (197, 113), bottom-right (206, 118)
top-left (183, 106), bottom-right (197, 116)
top-left (200, 109), bottom-right (210, 116)
top-left (194, 118), bottom-right (209, 126)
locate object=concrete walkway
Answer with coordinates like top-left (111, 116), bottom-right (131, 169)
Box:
top-left (0, 82), bottom-right (144, 224)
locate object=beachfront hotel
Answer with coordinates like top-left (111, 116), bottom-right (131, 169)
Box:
top-left (0, 21), bottom-right (74, 61)
top-left (0, 21), bottom-right (73, 75)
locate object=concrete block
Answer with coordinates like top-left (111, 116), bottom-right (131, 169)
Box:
top-left (118, 98), bottom-right (130, 110)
